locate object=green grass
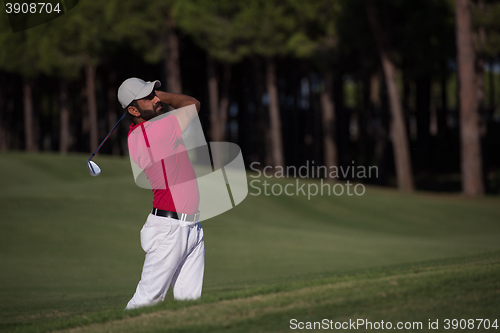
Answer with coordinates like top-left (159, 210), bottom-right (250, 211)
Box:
top-left (0, 153), bottom-right (499, 332)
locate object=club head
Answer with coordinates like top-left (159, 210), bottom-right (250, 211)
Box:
top-left (87, 160), bottom-right (101, 177)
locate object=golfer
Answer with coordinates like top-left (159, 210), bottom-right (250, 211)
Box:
top-left (118, 78), bottom-right (204, 309)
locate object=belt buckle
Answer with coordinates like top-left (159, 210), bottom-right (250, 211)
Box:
top-left (182, 211), bottom-right (200, 223)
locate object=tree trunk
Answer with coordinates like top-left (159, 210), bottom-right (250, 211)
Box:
top-left (219, 63), bottom-right (231, 139)
top-left (370, 71), bottom-right (381, 108)
top-left (416, 76), bottom-right (431, 171)
top-left (0, 79), bottom-right (7, 151)
top-left (165, 10), bottom-right (182, 94)
top-left (455, 0), bottom-right (484, 196)
top-left (310, 73), bottom-right (322, 165)
top-left (23, 79), bottom-right (37, 152)
top-left (107, 70), bottom-right (119, 155)
top-left (438, 69), bottom-right (449, 140)
top-left (252, 57), bottom-right (270, 166)
top-left (366, 1), bottom-right (414, 192)
top-left (207, 56), bottom-right (232, 143)
top-left (320, 72), bottom-right (338, 175)
top-left (476, 0), bottom-right (487, 137)
top-left (85, 62), bottom-right (99, 153)
top-left (207, 54), bottom-right (220, 142)
top-left (265, 58), bottom-right (284, 168)
top-left (489, 59), bottom-right (495, 114)
top-left (59, 80), bottom-right (70, 153)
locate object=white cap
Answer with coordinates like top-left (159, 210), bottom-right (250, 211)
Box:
top-left (117, 78), bottom-right (161, 108)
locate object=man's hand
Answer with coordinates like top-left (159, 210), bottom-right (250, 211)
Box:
top-left (156, 91), bottom-right (200, 133)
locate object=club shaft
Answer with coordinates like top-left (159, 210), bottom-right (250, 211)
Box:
top-left (88, 112), bottom-right (127, 161)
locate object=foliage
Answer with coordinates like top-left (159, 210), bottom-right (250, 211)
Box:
top-left (472, 1), bottom-right (500, 58)
top-left (0, 14), bottom-right (40, 77)
top-left (337, 0), bottom-right (455, 78)
top-left (175, 0), bottom-right (303, 62)
top-left (175, 0), bottom-right (251, 63)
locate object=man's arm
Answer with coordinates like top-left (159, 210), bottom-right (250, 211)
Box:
top-left (156, 91), bottom-right (201, 133)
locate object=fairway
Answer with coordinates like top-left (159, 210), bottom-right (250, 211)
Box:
top-left (0, 153), bottom-right (499, 332)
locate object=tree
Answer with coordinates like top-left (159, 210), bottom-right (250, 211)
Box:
top-left (0, 72), bottom-right (6, 151)
top-left (287, 0), bottom-right (342, 175)
top-left (165, 8), bottom-right (183, 94)
top-left (455, 0), bottom-right (484, 195)
top-left (50, 2), bottom-right (115, 152)
top-left (239, 0), bottom-right (296, 168)
top-left (365, 0), bottom-right (414, 192)
top-left (0, 16), bottom-right (41, 151)
top-left (175, 0), bottom-right (249, 142)
top-left (50, 1), bottom-right (137, 153)
top-left (109, 0), bottom-right (183, 93)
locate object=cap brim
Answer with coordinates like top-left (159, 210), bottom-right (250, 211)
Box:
top-left (135, 80), bottom-right (161, 100)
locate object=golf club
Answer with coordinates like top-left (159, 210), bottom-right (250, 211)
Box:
top-left (87, 112), bottom-right (127, 176)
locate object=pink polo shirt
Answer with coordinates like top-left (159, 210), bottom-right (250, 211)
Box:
top-left (127, 114), bottom-right (200, 214)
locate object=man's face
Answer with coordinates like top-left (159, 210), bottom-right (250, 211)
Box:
top-left (134, 91), bottom-right (164, 121)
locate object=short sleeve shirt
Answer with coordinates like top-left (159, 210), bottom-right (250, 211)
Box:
top-left (127, 114), bottom-right (200, 214)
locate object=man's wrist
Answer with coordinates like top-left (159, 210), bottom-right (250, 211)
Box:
top-left (156, 91), bottom-right (173, 105)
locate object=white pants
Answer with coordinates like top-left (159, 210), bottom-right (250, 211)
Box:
top-left (125, 213), bottom-right (205, 310)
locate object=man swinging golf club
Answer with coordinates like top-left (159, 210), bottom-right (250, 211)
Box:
top-left (118, 77), bottom-right (204, 309)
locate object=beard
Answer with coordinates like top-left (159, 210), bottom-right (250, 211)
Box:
top-left (138, 102), bottom-right (165, 121)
